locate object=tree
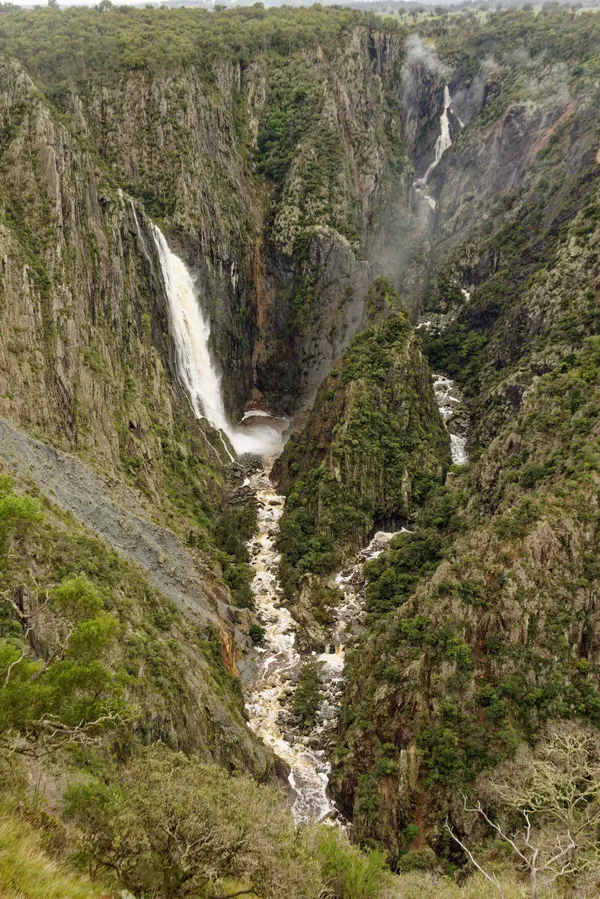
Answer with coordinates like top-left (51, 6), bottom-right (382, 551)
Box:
top-left (445, 722), bottom-right (600, 899)
top-left (0, 486), bottom-right (41, 558)
top-left (307, 826), bottom-right (390, 899)
top-left (249, 623), bottom-right (265, 644)
top-left (65, 744), bottom-right (324, 899)
top-left (292, 658), bottom-right (324, 729)
top-left (0, 575), bottom-right (123, 751)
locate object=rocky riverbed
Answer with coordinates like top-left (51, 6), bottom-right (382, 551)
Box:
top-left (244, 461), bottom-right (405, 823)
top-left (433, 373), bottom-right (469, 465)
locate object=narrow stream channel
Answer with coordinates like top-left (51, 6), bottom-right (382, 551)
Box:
top-left (244, 462), bottom-right (337, 822)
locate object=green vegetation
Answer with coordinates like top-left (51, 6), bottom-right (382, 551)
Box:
top-left (364, 516), bottom-right (449, 619)
top-left (0, 808), bottom-right (103, 899)
top-left (0, 5), bottom-right (383, 83)
top-left (0, 472), bottom-right (400, 899)
top-left (277, 279), bottom-right (450, 600)
top-left (0, 3), bottom-right (599, 894)
top-left (214, 499), bottom-right (258, 609)
top-left (0, 573), bottom-right (124, 744)
top-left (65, 744), bottom-right (324, 899)
top-left (249, 623), bottom-right (265, 645)
top-left (0, 474), bottom-right (251, 758)
top-left (308, 828), bottom-right (390, 899)
top-left (292, 658), bottom-right (325, 730)
top-left (331, 130), bottom-right (600, 871)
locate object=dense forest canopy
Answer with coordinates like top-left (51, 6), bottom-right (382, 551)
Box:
top-left (0, 4), bottom-right (598, 84)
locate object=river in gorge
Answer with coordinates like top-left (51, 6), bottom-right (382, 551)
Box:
top-left (240, 82), bottom-right (469, 819)
top-left (244, 462), bottom-right (404, 823)
top-left (148, 208), bottom-right (469, 823)
top-left (243, 370), bottom-right (469, 823)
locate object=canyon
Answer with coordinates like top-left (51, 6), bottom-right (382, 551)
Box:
top-left (0, 5), bottom-right (599, 897)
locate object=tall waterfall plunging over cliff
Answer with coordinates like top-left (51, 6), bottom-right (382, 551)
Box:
top-left (150, 224), bottom-right (284, 457)
top-left (414, 84), bottom-right (460, 212)
top-left (423, 84), bottom-right (454, 184)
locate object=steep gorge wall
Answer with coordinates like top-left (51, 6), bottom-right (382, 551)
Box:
top-left (257, 10), bottom-right (600, 859)
top-left (2, 7), bottom-right (600, 850)
top-left (331, 190), bottom-right (600, 859)
top-left (0, 56), bottom-right (279, 774)
top-left (40, 22), bottom-right (413, 418)
top-left (326, 17), bottom-right (600, 861)
top-left (0, 57), bottom-right (231, 523)
top-left (60, 62), bottom-right (262, 417)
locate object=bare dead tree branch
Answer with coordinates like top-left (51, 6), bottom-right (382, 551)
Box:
top-left (461, 793), bottom-right (529, 865)
top-left (3, 623), bottom-right (34, 688)
top-left (444, 817), bottom-right (506, 899)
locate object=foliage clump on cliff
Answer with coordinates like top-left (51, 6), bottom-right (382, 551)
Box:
top-left (276, 278), bottom-right (450, 599)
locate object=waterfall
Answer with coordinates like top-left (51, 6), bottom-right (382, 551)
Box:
top-left (149, 223), bottom-right (284, 457)
top-left (414, 84), bottom-right (459, 211)
top-left (424, 84), bottom-right (453, 183)
top-left (432, 373), bottom-right (469, 465)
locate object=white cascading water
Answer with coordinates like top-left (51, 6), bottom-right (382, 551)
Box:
top-left (433, 373), bottom-right (469, 465)
top-left (244, 465), bottom-right (335, 823)
top-left (423, 84), bottom-right (453, 184)
top-left (245, 461), bottom-right (406, 823)
top-left (149, 223), bottom-right (284, 458)
top-left (244, 371), bottom-right (467, 821)
top-left (414, 84), bottom-right (461, 211)
top-left (147, 217), bottom-right (347, 819)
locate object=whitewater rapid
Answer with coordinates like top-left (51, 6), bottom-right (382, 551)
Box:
top-left (245, 464), bottom-right (404, 822)
top-left (433, 374), bottom-right (469, 465)
top-left (244, 465), bottom-right (335, 822)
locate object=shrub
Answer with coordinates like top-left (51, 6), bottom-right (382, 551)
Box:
top-left (65, 745), bottom-right (323, 899)
top-left (307, 826), bottom-right (390, 899)
top-left (249, 623), bottom-right (265, 645)
top-left (292, 658), bottom-right (324, 729)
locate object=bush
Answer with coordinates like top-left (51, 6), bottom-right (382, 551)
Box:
top-left (307, 827), bottom-right (390, 899)
top-left (65, 744), bottom-right (323, 899)
top-left (249, 623), bottom-right (265, 645)
top-left (0, 490), bottom-right (42, 557)
top-left (292, 658), bottom-right (324, 729)
top-left (0, 575), bottom-right (124, 743)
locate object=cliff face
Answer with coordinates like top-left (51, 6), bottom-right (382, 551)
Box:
top-left (326, 14), bottom-right (600, 862)
top-left (332, 193), bottom-right (600, 858)
top-left (276, 278), bottom-right (448, 574)
top-left (0, 55), bottom-right (275, 776)
top-left (273, 279), bottom-right (449, 651)
top-left (251, 27), bottom-right (408, 413)
top-left (58, 62), bottom-right (262, 417)
top-left (0, 57), bottom-right (232, 526)
top-left (0, 11), bottom-right (418, 786)
top-left (0, 4), bottom-right (599, 878)
top-left (19, 20), bottom-right (409, 418)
